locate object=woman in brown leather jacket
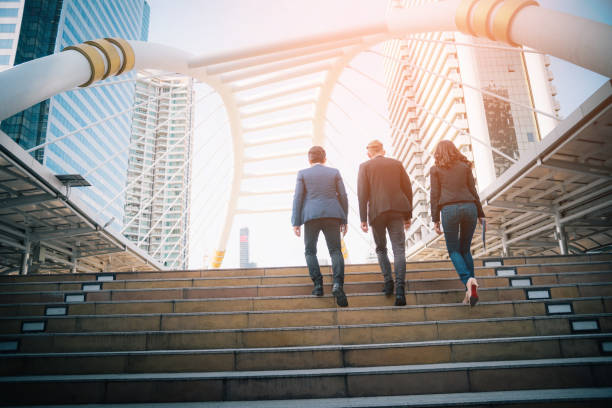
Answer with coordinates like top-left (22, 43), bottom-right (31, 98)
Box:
top-left (430, 140), bottom-right (485, 305)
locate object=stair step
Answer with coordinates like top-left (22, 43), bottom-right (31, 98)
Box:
top-left (2, 269), bottom-right (610, 294)
top-left (0, 256), bottom-right (609, 283)
top-left (1, 295), bottom-right (609, 321)
top-left (3, 313), bottom-right (611, 352)
top-left (1, 297), bottom-right (610, 335)
top-left (1, 278), bottom-right (610, 305)
top-left (1, 261), bottom-right (609, 289)
top-left (19, 388), bottom-right (609, 408)
top-left (1, 357), bottom-right (610, 404)
top-left (2, 333), bottom-right (612, 375)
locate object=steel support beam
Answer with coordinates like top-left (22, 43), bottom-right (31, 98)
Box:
top-left (486, 200), bottom-right (555, 215)
top-left (20, 232), bottom-right (30, 275)
top-left (32, 227), bottom-right (94, 241)
top-left (541, 158), bottom-right (612, 179)
top-left (0, 193), bottom-right (56, 209)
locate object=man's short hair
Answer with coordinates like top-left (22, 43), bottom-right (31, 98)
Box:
top-left (367, 139), bottom-right (383, 153)
top-left (308, 146), bottom-right (326, 163)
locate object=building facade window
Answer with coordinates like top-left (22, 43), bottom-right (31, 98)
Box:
top-left (0, 24), bottom-right (16, 32)
top-left (0, 7), bottom-right (18, 16)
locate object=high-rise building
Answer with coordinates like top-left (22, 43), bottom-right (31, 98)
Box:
top-left (239, 227), bottom-right (257, 268)
top-left (384, 0), bottom-right (559, 253)
top-left (0, 0), bottom-right (24, 72)
top-left (0, 0), bottom-right (150, 229)
top-left (123, 72), bottom-right (194, 269)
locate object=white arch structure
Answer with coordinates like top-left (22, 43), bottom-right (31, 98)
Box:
top-left (0, 0), bottom-right (610, 267)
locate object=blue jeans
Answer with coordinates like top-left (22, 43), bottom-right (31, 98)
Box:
top-left (304, 218), bottom-right (344, 286)
top-left (441, 202), bottom-right (478, 287)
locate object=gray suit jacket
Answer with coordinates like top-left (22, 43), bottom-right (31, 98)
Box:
top-left (291, 164), bottom-right (348, 226)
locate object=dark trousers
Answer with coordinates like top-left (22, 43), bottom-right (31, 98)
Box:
top-left (371, 211), bottom-right (406, 289)
top-left (304, 218), bottom-right (344, 286)
top-left (441, 202), bottom-right (478, 287)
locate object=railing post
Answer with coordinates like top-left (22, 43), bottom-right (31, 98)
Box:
top-left (554, 209), bottom-right (568, 255)
top-left (71, 248), bottom-right (78, 274)
top-left (20, 230), bottom-right (31, 275)
top-left (501, 230), bottom-right (511, 257)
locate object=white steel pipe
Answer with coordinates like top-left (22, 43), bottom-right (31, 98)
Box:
top-left (511, 7), bottom-right (612, 78)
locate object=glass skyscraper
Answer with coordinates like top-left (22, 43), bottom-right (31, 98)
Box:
top-left (0, 0), bottom-right (24, 71)
top-left (239, 227), bottom-right (256, 268)
top-left (1, 0), bottom-right (150, 230)
top-left (124, 73), bottom-right (194, 269)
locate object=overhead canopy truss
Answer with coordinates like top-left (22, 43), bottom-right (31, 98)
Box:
top-left (0, 132), bottom-right (164, 274)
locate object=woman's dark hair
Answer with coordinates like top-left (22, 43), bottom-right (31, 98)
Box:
top-left (308, 146), bottom-right (326, 163)
top-left (434, 140), bottom-right (472, 169)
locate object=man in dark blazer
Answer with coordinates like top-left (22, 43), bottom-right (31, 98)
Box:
top-left (357, 140), bottom-right (412, 306)
top-left (292, 146), bottom-right (349, 307)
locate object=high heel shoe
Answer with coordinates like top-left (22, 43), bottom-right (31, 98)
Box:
top-left (462, 291), bottom-right (470, 305)
top-left (467, 277), bottom-right (479, 306)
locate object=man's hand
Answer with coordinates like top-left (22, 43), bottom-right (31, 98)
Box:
top-left (434, 222), bottom-right (442, 235)
top-left (340, 224), bottom-right (348, 236)
top-left (293, 226), bottom-right (301, 237)
top-left (361, 222), bottom-right (368, 233)
top-left (404, 219), bottom-right (411, 230)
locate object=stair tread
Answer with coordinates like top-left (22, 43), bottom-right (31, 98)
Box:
top-left (2, 267), bottom-right (610, 287)
top-left (2, 279), bottom-right (611, 297)
top-left (3, 311), bottom-right (610, 337)
top-left (4, 296), bottom-right (611, 320)
top-left (3, 333), bottom-right (611, 357)
top-left (3, 356), bottom-right (612, 382)
top-left (3, 388), bottom-right (611, 407)
top-left (1, 258), bottom-right (609, 283)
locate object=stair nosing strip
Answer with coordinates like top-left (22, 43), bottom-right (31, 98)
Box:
top-left (3, 332), bottom-right (612, 358)
top-left (2, 356), bottom-right (611, 382)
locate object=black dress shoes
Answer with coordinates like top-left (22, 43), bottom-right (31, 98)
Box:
top-left (332, 283), bottom-right (348, 307)
top-left (394, 294), bottom-right (406, 306)
top-left (394, 286), bottom-right (406, 306)
top-left (312, 280), bottom-right (323, 296)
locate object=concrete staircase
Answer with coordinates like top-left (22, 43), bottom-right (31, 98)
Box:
top-left (1, 254), bottom-right (612, 406)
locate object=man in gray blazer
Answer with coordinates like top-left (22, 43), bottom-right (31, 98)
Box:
top-left (358, 140), bottom-right (412, 306)
top-left (292, 146), bottom-right (349, 307)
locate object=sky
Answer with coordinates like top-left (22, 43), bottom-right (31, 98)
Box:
top-left (145, 0), bottom-right (612, 269)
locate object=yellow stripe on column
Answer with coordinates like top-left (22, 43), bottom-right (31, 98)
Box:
top-left (85, 39), bottom-right (122, 79)
top-left (211, 250), bottom-right (226, 268)
top-left (105, 37), bottom-right (135, 75)
top-left (62, 43), bottom-right (106, 87)
top-left (341, 239), bottom-right (348, 260)
top-left (492, 0), bottom-right (540, 46)
top-left (472, 0), bottom-right (505, 40)
top-left (455, 0), bottom-right (480, 36)
top-left (61, 37), bottom-right (135, 88)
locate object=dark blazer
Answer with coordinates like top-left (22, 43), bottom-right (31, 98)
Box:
top-left (429, 161), bottom-right (485, 223)
top-left (357, 156), bottom-right (413, 225)
top-left (291, 164), bottom-right (348, 226)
